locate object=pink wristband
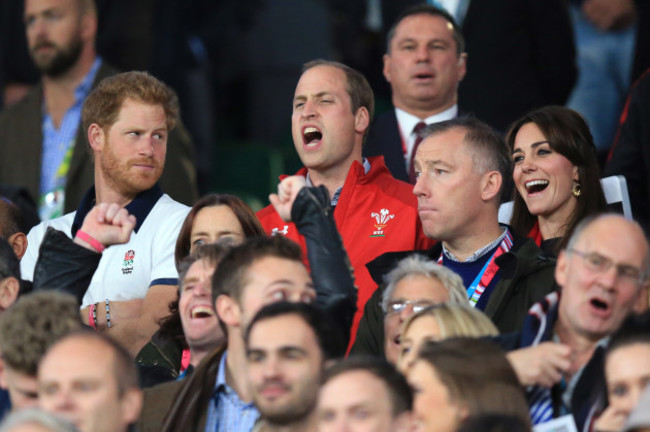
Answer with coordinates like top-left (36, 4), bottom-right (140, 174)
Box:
top-left (88, 303), bottom-right (96, 329)
top-left (75, 230), bottom-right (106, 253)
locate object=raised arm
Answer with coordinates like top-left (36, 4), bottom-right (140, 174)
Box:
top-left (270, 176), bottom-right (357, 346)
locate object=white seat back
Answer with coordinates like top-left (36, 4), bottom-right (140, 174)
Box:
top-left (600, 175), bottom-right (633, 219)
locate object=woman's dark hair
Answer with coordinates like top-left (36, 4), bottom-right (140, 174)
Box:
top-left (174, 194), bottom-right (265, 269)
top-left (506, 106), bottom-right (607, 254)
top-left (607, 311), bottom-right (650, 359)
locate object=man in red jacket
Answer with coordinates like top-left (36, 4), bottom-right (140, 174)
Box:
top-left (257, 60), bottom-right (432, 345)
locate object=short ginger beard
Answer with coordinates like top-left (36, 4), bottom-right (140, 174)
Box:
top-left (98, 143), bottom-right (162, 200)
top-left (31, 33), bottom-right (84, 78)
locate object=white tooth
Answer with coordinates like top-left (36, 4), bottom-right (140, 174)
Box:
top-left (304, 127), bottom-right (319, 134)
top-left (525, 180), bottom-right (549, 188)
top-left (191, 306), bottom-right (214, 318)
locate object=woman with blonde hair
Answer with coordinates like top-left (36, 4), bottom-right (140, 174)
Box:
top-left (397, 303), bottom-right (498, 373)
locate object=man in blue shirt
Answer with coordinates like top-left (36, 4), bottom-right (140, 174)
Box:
top-left (0, 0), bottom-right (197, 217)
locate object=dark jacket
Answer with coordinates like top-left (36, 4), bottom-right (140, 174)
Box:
top-left (138, 346), bottom-right (222, 432)
top-left (350, 232), bottom-right (557, 357)
top-left (31, 227), bottom-right (101, 303)
top-left (605, 69), bottom-right (650, 231)
top-left (0, 61), bottom-right (198, 212)
top-left (135, 331), bottom-right (185, 388)
top-left (363, 110), bottom-right (408, 182)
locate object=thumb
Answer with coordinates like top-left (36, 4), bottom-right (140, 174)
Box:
top-left (269, 193), bottom-right (281, 209)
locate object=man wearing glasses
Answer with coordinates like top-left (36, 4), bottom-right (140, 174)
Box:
top-left (379, 255), bottom-right (468, 364)
top-left (503, 213), bottom-right (649, 432)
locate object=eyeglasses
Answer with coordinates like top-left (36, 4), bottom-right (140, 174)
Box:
top-left (384, 299), bottom-right (436, 315)
top-left (567, 248), bottom-right (647, 286)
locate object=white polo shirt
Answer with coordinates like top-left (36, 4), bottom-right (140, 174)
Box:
top-left (21, 185), bottom-right (189, 308)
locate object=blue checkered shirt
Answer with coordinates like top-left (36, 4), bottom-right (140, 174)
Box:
top-left (205, 351), bottom-right (259, 432)
top-left (40, 57), bottom-right (102, 198)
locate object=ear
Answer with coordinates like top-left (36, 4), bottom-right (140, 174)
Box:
top-left (455, 402), bottom-right (470, 424)
top-left (0, 277), bottom-right (20, 311)
top-left (216, 295), bottom-right (240, 328)
top-left (80, 12), bottom-right (97, 42)
top-left (87, 123), bottom-right (105, 152)
top-left (354, 106), bottom-right (370, 136)
top-left (573, 165), bottom-right (579, 183)
top-left (555, 250), bottom-right (569, 288)
top-left (457, 53), bottom-right (467, 82)
top-left (120, 388), bottom-right (143, 425)
top-left (382, 53), bottom-right (392, 83)
top-left (7, 232), bottom-right (27, 260)
top-left (480, 171), bottom-right (502, 202)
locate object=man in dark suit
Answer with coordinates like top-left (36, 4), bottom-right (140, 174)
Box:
top-left (0, 0), bottom-right (197, 220)
top-left (364, 5), bottom-right (466, 183)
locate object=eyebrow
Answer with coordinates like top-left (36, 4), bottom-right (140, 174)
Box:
top-left (182, 275), bottom-right (200, 284)
top-left (191, 229), bottom-right (239, 237)
top-left (423, 159), bottom-right (453, 170)
top-left (279, 346), bottom-right (307, 356)
top-left (294, 92), bottom-right (335, 103)
top-left (512, 140), bottom-right (549, 154)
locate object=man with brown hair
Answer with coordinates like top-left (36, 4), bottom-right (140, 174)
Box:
top-left (20, 71), bottom-right (190, 355)
top-left (0, 291), bottom-right (82, 415)
top-left (0, 0), bottom-right (197, 219)
top-left (257, 60), bottom-right (431, 346)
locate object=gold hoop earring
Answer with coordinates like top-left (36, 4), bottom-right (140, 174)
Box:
top-left (572, 182), bottom-right (582, 197)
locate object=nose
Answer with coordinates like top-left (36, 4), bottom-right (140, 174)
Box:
top-left (597, 264), bottom-right (619, 291)
top-left (412, 172), bottom-right (428, 198)
top-left (262, 357), bottom-right (281, 379)
top-left (399, 303), bottom-right (415, 322)
top-left (139, 137), bottom-right (156, 158)
top-left (301, 99), bottom-right (317, 119)
top-left (619, 388), bottom-right (641, 414)
top-left (520, 158), bottom-right (535, 173)
top-left (416, 44), bottom-right (430, 63)
top-left (31, 16), bottom-right (46, 34)
top-left (327, 418), bottom-right (350, 432)
top-left (397, 353), bottom-right (414, 375)
top-left (50, 389), bottom-right (75, 414)
top-left (194, 280), bottom-right (209, 297)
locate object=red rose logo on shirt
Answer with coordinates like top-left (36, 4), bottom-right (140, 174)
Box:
top-left (122, 250), bottom-right (135, 275)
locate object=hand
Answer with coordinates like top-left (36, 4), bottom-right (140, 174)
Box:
top-left (582, 0), bottom-right (636, 31)
top-left (593, 405), bottom-right (629, 432)
top-left (75, 203), bottom-right (136, 250)
top-left (269, 176), bottom-right (307, 222)
top-left (506, 342), bottom-right (572, 387)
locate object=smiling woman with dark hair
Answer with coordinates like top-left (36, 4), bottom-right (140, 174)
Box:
top-left (507, 106), bottom-right (607, 255)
